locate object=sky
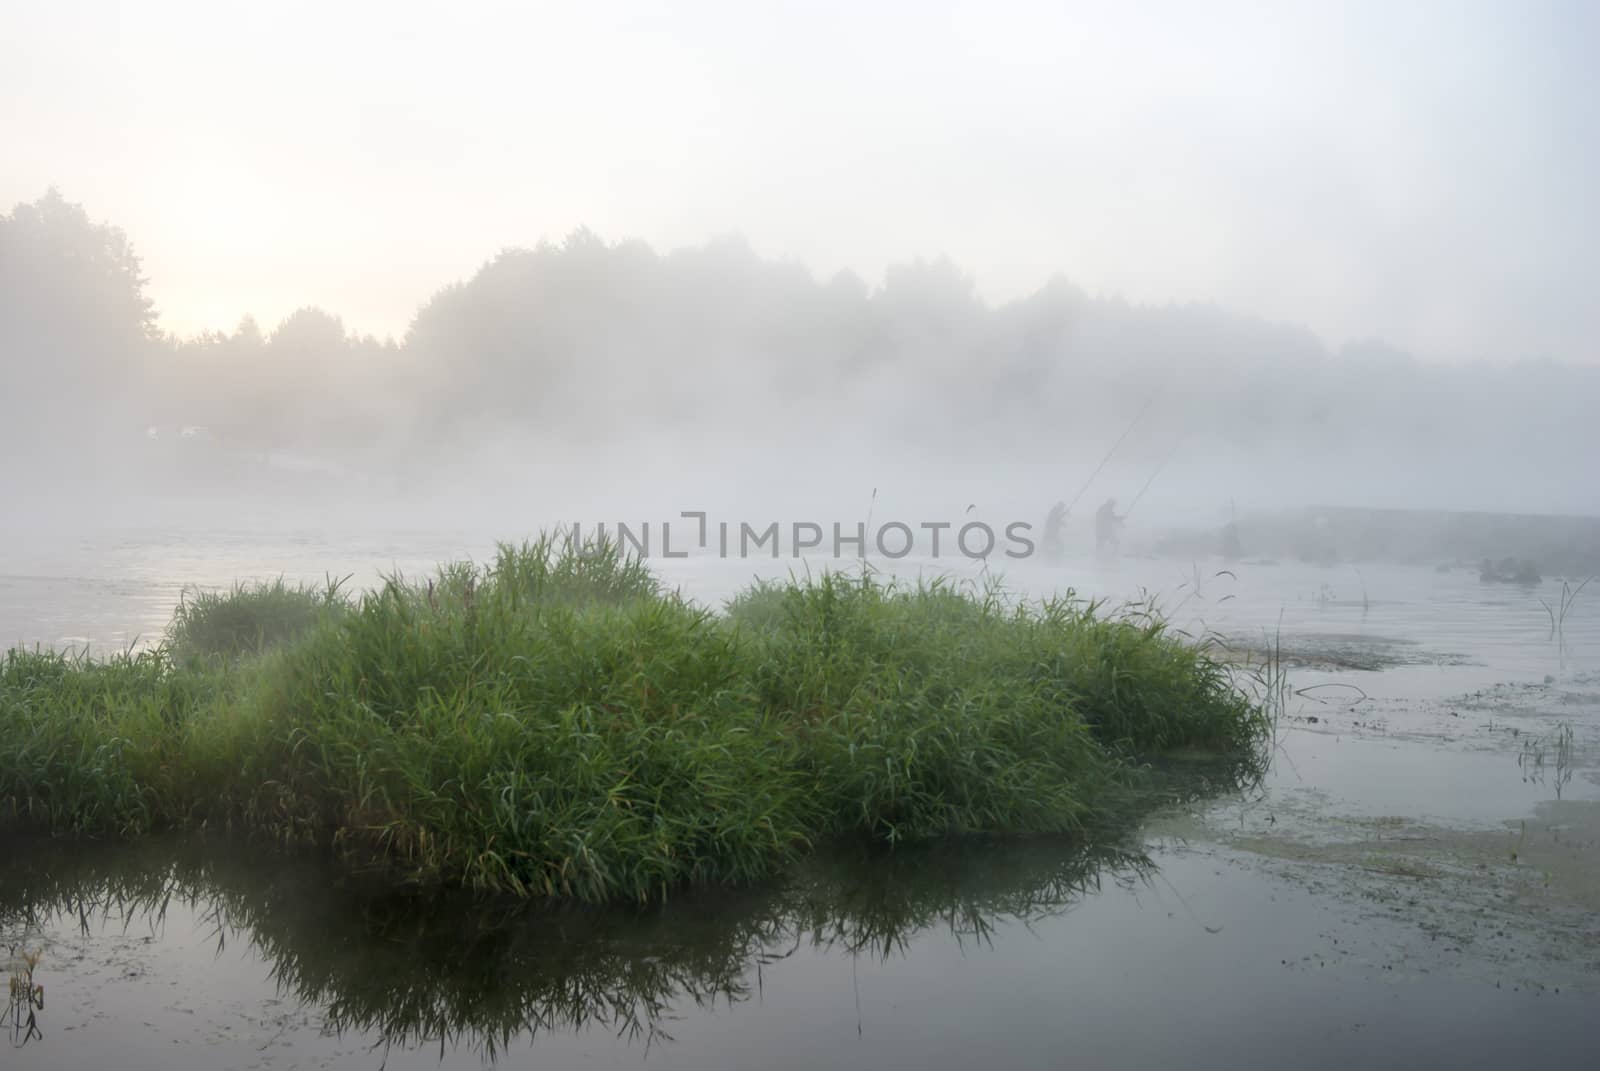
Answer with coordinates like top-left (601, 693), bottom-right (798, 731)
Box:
top-left (4, 0), bottom-right (1596, 363)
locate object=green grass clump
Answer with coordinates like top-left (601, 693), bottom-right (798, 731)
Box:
top-left (166, 577), bottom-right (346, 663)
top-left (0, 647), bottom-right (222, 832)
top-left (729, 575), bottom-right (1260, 841)
top-left (731, 576), bottom-right (1107, 841)
top-left (0, 535), bottom-right (1266, 903)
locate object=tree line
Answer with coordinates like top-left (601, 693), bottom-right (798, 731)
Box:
top-left (3, 190), bottom-right (1594, 499)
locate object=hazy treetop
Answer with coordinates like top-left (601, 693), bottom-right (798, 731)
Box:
top-left (2, 1), bottom-right (1595, 364)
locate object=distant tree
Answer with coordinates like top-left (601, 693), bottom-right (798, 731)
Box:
top-left (7, 193), bottom-right (1597, 512)
top-left (270, 306), bottom-right (347, 356)
top-left (0, 189), bottom-right (160, 452)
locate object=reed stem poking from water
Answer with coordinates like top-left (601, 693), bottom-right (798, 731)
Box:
top-left (1540, 575), bottom-right (1593, 648)
top-left (0, 533), bottom-right (1268, 903)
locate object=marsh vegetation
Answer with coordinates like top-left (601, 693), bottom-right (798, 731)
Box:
top-left (0, 536), bottom-right (1265, 903)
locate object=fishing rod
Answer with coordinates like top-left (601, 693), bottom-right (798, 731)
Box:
top-left (1123, 434), bottom-right (1186, 518)
top-left (1062, 389), bottom-right (1160, 516)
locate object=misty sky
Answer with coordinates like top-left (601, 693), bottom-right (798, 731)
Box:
top-left (5, 0), bottom-right (1595, 363)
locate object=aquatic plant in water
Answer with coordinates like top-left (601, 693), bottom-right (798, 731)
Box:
top-left (1539, 575), bottom-right (1593, 652)
top-left (0, 533), bottom-right (1268, 903)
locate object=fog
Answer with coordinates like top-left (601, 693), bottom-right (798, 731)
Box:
top-left (3, 186), bottom-right (1599, 550)
top-left (3, 2), bottom-right (1598, 561)
top-left (12, 13), bottom-right (1600, 1065)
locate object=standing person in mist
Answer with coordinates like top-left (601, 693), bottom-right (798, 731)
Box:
top-left (1042, 500), bottom-right (1068, 560)
top-left (1095, 498), bottom-right (1123, 553)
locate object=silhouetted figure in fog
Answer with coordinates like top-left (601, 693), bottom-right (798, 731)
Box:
top-left (1095, 498), bottom-right (1123, 553)
top-left (1042, 501), bottom-right (1067, 560)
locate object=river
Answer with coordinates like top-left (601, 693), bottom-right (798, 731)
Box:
top-left (2, 525), bottom-right (1596, 1067)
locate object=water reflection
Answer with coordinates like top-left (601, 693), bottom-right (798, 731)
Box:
top-left (4, 942), bottom-right (44, 1047)
top-left (0, 831), bottom-right (1154, 1061)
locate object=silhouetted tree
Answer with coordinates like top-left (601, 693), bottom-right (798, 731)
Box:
top-left (0, 190), bottom-right (158, 454)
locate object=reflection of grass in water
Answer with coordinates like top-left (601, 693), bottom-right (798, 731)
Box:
top-left (3, 943), bottom-right (44, 1047)
top-left (1518, 721), bottom-right (1576, 800)
top-left (0, 825), bottom-right (1164, 1059)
